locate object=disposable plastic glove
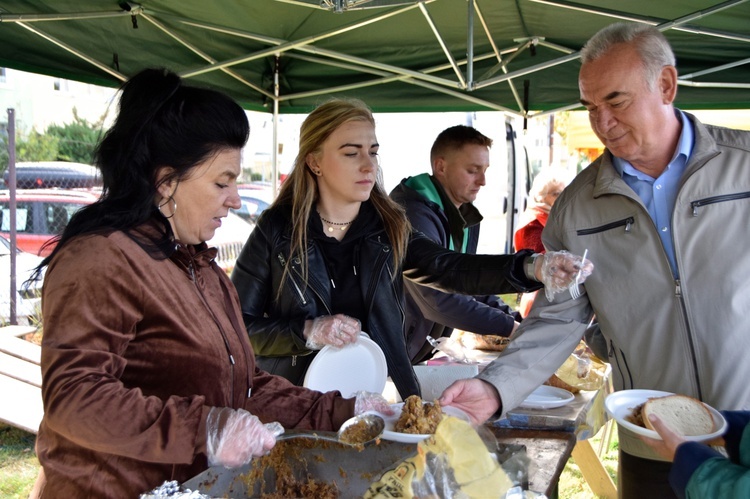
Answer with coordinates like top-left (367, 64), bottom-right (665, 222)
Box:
top-left (206, 407), bottom-right (279, 468)
top-left (538, 250), bottom-right (593, 300)
top-left (304, 314), bottom-right (361, 350)
top-left (427, 335), bottom-right (469, 364)
top-left (354, 390), bottom-right (395, 416)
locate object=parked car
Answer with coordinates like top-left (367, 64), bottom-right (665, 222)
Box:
top-left (232, 186), bottom-right (274, 223)
top-left (208, 212), bottom-right (254, 273)
top-left (0, 189), bottom-right (101, 256)
top-left (0, 235), bottom-right (44, 325)
top-left (0, 188), bottom-right (252, 271)
top-left (3, 161), bottom-right (102, 189)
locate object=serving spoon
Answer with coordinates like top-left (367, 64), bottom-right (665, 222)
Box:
top-left (272, 413), bottom-right (385, 447)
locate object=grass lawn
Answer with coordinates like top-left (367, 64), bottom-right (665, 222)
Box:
top-left (559, 423), bottom-right (620, 498)
top-left (0, 424), bottom-right (39, 498)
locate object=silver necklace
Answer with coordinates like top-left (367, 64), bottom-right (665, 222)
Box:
top-left (318, 212), bottom-right (355, 232)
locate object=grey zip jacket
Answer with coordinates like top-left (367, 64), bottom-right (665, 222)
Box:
top-left (479, 113), bottom-right (750, 428)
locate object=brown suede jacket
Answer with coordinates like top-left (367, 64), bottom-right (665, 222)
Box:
top-left (35, 222), bottom-right (354, 498)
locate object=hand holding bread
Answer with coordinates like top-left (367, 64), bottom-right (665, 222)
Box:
top-left (638, 394), bottom-right (724, 461)
top-left (644, 412), bottom-right (689, 461)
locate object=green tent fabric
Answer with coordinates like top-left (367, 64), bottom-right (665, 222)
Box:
top-left (0, 0), bottom-right (748, 115)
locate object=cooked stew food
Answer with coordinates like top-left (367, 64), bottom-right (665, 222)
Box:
top-left (394, 395), bottom-right (444, 434)
top-left (339, 418), bottom-right (374, 445)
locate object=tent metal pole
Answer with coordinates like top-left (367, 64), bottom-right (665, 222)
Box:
top-left (528, 102), bottom-right (584, 119)
top-left (474, 52), bottom-right (581, 90)
top-left (681, 57), bottom-right (750, 79)
top-left (678, 81), bottom-right (750, 88)
top-left (14, 22), bottom-right (125, 81)
top-left (7, 108), bottom-right (17, 324)
top-left (0, 8), bottom-right (142, 22)
top-left (140, 13), bottom-right (273, 99)
top-left (179, 19), bottom-right (461, 90)
top-left (278, 52), bottom-right (518, 113)
top-left (529, 0), bottom-right (750, 42)
top-left (466, 0), bottom-right (474, 90)
top-left (418, 3), bottom-right (465, 87)
top-left (474, 4), bottom-right (524, 111)
top-left (272, 56), bottom-right (280, 198)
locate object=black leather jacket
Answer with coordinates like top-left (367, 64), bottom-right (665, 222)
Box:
top-left (231, 202), bottom-right (539, 399)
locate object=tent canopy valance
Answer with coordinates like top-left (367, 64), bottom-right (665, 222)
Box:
top-left (0, 0), bottom-right (749, 117)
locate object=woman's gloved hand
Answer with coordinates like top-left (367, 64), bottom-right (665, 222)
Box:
top-left (206, 407), bottom-right (279, 468)
top-left (304, 314), bottom-right (361, 350)
top-left (353, 391), bottom-right (395, 416)
top-left (536, 250), bottom-right (593, 300)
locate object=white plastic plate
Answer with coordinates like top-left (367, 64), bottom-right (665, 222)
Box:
top-left (303, 333), bottom-right (387, 398)
top-left (605, 389), bottom-right (727, 441)
top-left (379, 403), bottom-right (471, 443)
top-left (519, 385), bottom-right (575, 410)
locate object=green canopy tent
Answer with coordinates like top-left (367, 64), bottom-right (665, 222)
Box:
top-left (1, 0), bottom-right (748, 248)
top-left (1, 0), bottom-right (749, 117)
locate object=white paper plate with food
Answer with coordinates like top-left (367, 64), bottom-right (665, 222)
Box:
top-left (380, 401), bottom-right (471, 444)
top-left (519, 385), bottom-right (575, 410)
top-left (605, 389), bottom-right (727, 441)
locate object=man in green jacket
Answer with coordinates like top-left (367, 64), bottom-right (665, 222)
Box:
top-left (389, 125), bottom-right (520, 365)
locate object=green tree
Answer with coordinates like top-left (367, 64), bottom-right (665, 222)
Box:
top-left (45, 108), bottom-right (103, 164)
top-left (0, 128), bottom-right (8, 169)
top-left (15, 130), bottom-right (59, 162)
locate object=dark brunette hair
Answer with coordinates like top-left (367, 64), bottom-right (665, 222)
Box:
top-left (37, 68), bottom-right (249, 273)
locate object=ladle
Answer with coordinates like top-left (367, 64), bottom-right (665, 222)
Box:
top-left (274, 413), bottom-right (385, 447)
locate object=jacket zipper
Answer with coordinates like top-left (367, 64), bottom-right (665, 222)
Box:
top-left (680, 193), bottom-right (746, 396)
top-left (576, 216), bottom-right (634, 235)
top-left (675, 279), bottom-right (703, 399)
top-left (290, 258), bottom-right (332, 315)
top-left (608, 339), bottom-right (633, 389)
top-left (690, 191), bottom-right (750, 216)
top-left (281, 252), bottom-right (332, 366)
top-left (365, 245), bottom-right (389, 310)
top-left (187, 262), bottom-right (237, 406)
top-left (386, 265), bottom-right (406, 330)
top-left (367, 238), bottom-right (415, 394)
top-left (278, 252), bottom-right (307, 305)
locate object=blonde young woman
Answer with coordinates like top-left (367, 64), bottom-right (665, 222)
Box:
top-left (231, 98), bottom-right (588, 400)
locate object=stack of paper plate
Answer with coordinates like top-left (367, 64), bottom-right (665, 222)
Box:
top-left (303, 332), bottom-right (387, 398)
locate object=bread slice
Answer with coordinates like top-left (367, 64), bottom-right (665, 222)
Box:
top-left (544, 374), bottom-right (581, 394)
top-left (642, 395), bottom-right (715, 436)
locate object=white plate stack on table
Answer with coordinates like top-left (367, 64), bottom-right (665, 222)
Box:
top-left (519, 385), bottom-right (576, 410)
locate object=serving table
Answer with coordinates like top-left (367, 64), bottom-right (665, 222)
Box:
top-left (424, 344), bottom-right (616, 498)
top-left (491, 382), bottom-right (616, 498)
top-left (489, 426), bottom-right (575, 497)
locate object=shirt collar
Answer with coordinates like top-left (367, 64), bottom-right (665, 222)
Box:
top-left (612, 109), bottom-right (694, 180)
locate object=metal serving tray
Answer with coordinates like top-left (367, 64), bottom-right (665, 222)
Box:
top-left (183, 439), bottom-right (418, 497)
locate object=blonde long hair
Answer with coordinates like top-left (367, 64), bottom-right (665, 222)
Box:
top-left (274, 98), bottom-right (410, 293)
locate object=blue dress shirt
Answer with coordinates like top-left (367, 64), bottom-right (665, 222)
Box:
top-left (612, 110), bottom-right (694, 278)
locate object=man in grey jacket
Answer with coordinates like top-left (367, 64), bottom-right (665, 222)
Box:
top-left (439, 22), bottom-right (750, 499)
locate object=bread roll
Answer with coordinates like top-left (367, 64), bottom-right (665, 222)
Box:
top-left (544, 374), bottom-right (580, 394)
top-left (642, 395), bottom-right (715, 436)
